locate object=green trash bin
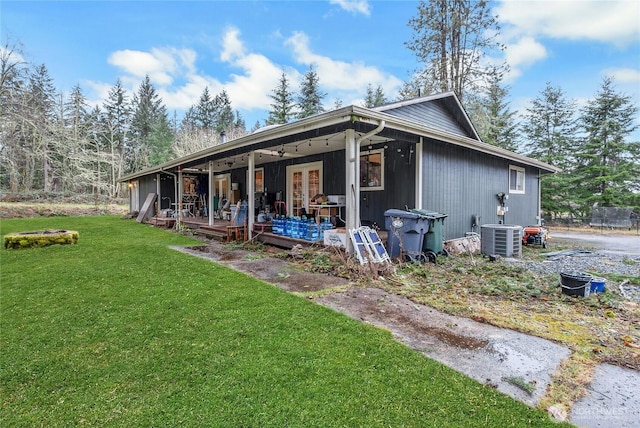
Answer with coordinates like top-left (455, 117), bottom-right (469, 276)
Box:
top-left (410, 209), bottom-right (447, 255)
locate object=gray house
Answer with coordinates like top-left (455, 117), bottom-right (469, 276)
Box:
top-left (120, 92), bottom-right (558, 252)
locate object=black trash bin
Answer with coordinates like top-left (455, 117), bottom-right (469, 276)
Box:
top-left (384, 209), bottom-right (431, 261)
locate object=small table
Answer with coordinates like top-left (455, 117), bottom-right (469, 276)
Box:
top-left (172, 202), bottom-right (196, 217)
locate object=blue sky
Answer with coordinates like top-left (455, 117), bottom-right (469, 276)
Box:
top-left (3, 0), bottom-right (639, 138)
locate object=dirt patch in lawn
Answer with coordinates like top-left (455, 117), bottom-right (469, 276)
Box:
top-left (176, 244), bottom-right (350, 293)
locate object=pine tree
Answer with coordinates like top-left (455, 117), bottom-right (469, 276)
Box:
top-left (129, 75), bottom-right (168, 172)
top-left (468, 76), bottom-right (518, 151)
top-left (521, 83), bottom-right (578, 168)
top-left (148, 108), bottom-right (174, 166)
top-left (574, 77), bottom-right (640, 210)
top-left (521, 83), bottom-right (579, 217)
top-left (405, 0), bottom-right (506, 102)
top-left (26, 64), bottom-right (57, 191)
top-left (194, 87), bottom-right (216, 129)
top-left (364, 84), bottom-right (386, 107)
top-left (297, 66), bottom-right (325, 119)
top-left (266, 72), bottom-right (296, 125)
top-left (214, 89), bottom-right (235, 132)
top-left (0, 39), bottom-right (28, 191)
top-left (101, 79), bottom-right (132, 195)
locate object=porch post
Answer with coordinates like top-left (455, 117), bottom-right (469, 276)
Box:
top-left (415, 137), bottom-right (423, 209)
top-left (177, 169), bottom-right (183, 224)
top-left (156, 173), bottom-right (161, 214)
top-left (208, 161), bottom-right (214, 226)
top-left (345, 128), bottom-right (358, 254)
top-left (248, 151), bottom-right (255, 239)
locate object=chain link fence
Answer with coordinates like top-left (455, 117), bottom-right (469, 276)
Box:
top-left (543, 206), bottom-right (639, 233)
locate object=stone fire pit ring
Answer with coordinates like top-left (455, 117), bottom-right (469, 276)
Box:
top-left (4, 230), bottom-right (79, 249)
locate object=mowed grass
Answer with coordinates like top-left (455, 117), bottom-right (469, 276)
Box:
top-left (1, 216), bottom-right (564, 427)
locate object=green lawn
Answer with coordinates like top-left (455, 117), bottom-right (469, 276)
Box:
top-left (1, 216), bottom-right (565, 427)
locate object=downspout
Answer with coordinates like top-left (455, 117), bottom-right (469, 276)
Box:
top-left (156, 173), bottom-right (161, 214)
top-left (415, 137), bottom-right (423, 209)
top-left (537, 170), bottom-right (542, 226)
top-left (345, 119), bottom-right (385, 253)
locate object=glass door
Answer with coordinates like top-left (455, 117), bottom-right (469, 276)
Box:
top-left (287, 162), bottom-right (323, 217)
top-left (291, 170), bottom-right (304, 216)
top-left (213, 174), bottom-right (231, 211)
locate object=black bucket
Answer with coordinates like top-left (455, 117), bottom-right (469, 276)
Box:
top-left (560, 271), bottom-right (593, 297)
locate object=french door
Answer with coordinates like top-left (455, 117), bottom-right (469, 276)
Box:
top-left (213, 174), bottom-right (231, 209)
top-left (287, 161), bottom-right (322, 217)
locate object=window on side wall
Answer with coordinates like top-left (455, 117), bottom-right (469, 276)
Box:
top-left (509, 165), bottom-right (525, 194)
top-left (360, 150), bottom-right (384, 191)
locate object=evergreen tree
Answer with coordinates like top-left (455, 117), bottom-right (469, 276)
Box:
top-left (521, 83), bottom-right (578, 168)
top-left (101, 79), bottom-right (132, 195)
top-left (233, 110), bottom-right (246, 133)
top-left (405, 0), bottom-right (506, 102)
top-left (251, 120), bottom-right (262, 132)
top-left (194, 87), bottom-right (216, 129)
top-left (297, 66), bottom-right (325, 119)
top-left (214, 89), bottom-right (235, 132)
top-left (468, 75), bottom-right (518, 151)
top-left (364, 84), bottom-right (386, 107)
top-left (266, 72), bottom-right (296, 125)
top-left (61, 85), bottom-right (92, 192)
top-left (574, 77), bottom-right (640, 210)
top-left (26, 64), bottom-right (57, 191)
top-left (0, 39), bottom-right (28, 191)
top-left (521, 83), bottom-right (579, 217)
top-left (148, 108), bottom-right (174, 166)
top-left (129, 75), bottom-right (168, 172)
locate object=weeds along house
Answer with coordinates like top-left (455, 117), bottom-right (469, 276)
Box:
top-left (120, 92), bottom-right (558, 252)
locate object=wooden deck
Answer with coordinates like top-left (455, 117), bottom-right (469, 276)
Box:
top-left (150, 215), bottom-right (319, 249)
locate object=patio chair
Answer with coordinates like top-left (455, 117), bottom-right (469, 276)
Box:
top-left (226, 201), bottom-right (246, 242)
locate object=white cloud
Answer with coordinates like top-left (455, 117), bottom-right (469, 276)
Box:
top-left (495, 0), bottom-right (640, 46)
top-left (284, 31), bottom-right (402, 100)
top-left (602, 67), bottom-right (640, 84)
top-left (220, 27), bottom-right (246, 62)
top-left (329, 0), bottom-right (371, 16)
top-left (503, 36), bottom-right (548, 81)
top-left (98, 26), bottom-right (402, 121)
top-left (108, 47), bottom-right (197, 86)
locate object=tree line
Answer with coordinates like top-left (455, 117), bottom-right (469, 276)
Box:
top-left (1, 0), bottom-right (638, 216)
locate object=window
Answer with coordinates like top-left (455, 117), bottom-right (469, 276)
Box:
top-left (246, 168), bottom-right (264, 193)
top-left (360, 150), bottom-right (384, 191)
top-left (254, 168), bottom-right (264, 193)
top-left (509, 165), bottom-right (525, 194)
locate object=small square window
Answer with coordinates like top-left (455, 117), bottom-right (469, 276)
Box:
top-left (360, 150), bottom-right (384, 191)
top-left (509, 165), bottom-right (525, 194)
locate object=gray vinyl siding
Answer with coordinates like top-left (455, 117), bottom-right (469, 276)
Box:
top-left (421, 140), bottom-right (540, 239)
top-left (382, 102), bottom-right (468, 137)
top-left (138, 175), bottom-right (158, 213)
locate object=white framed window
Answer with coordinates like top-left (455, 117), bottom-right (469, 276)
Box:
top-left (247, 167), bottom-right (265, 193)
top-left (509, 165), bottom-right (525, 194)
top-left (360, 149), bottom-right (384, 191)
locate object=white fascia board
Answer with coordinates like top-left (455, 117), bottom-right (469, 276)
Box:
top-left (118, 107), bottom-right (359, 182)
top-left (359, 108), bottom-right (561, 174)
